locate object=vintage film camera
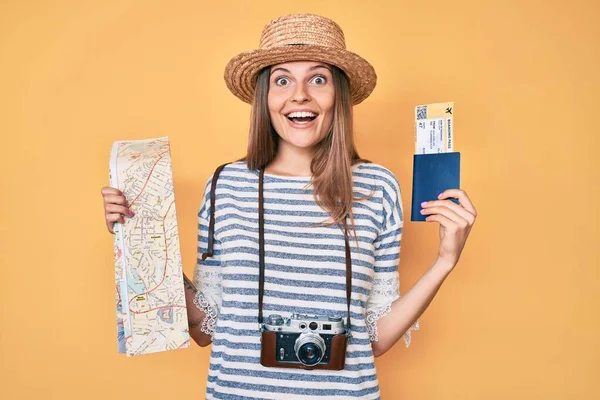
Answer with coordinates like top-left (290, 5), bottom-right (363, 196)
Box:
top-left (260, 313), bottom-right (350, 370)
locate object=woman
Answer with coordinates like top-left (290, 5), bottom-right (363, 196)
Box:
top-left (101, 13), bottom-right (477, 399)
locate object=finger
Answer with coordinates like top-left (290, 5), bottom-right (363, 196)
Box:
top-left (424, 213), bottom-right (455, 228)
top-left (106, 221), bottom-right (115, 234)
top-left (421, 205), bottom-right (468, 226)
top-left (106, 213), bottom-right (126, 225)
top-left (104, 194), bottom-right (128, 207)
top-left (101, 186), bottom-right (125, 198)
top-left (106, 203), bottom-right (133, 217)
top-left (438, 189), bottom-right (477, 217)
top-left (422, 200), bottom-right (475, 225)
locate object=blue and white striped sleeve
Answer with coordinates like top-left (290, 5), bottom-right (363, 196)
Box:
top-left (365, 171), bottom-right (420, 348)
top-left (192, 174), bottom-right (223, 340)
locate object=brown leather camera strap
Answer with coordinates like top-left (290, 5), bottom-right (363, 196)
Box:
top-left (201, 163), bottom-right (353, 335)
top-left (201, 162), bottom-right (231, 261)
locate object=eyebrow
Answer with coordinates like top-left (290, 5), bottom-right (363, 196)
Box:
top-left (270, 64), bottom-right (332, 76)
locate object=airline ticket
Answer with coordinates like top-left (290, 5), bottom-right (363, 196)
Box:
top-left (414, 102), bottom-right (454, 154)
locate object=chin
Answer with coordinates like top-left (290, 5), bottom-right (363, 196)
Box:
top-left (284, 136), bottom-right (322, 149)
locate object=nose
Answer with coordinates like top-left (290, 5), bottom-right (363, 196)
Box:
top-left (291, 81), bottom-right (311, 103)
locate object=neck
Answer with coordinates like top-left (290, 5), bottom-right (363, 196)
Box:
top-left (266, 141), bottom-right (315, 176)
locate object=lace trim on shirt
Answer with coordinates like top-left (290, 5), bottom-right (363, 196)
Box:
top-left (198, 269), bottom-right (222, 292)
top-left (366, 303), bottom-right (421, 347)
top-left (370, 276), bottom-right (399, 298)
top-left (366, 303), bottom-right (392, 342)
top-left (192, 291), bottom-right (218, 339)
top-left (402, 319), bottom-right (420, 348)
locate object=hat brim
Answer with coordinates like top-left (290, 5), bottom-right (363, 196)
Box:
top-left (223, 46), bottom-right (377, 105)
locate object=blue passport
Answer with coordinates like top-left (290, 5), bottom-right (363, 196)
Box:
top-left (411, 152), bottom-right (461, 222)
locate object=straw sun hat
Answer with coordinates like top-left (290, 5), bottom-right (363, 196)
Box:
top-left (223, 13), bottom-right (377, 105)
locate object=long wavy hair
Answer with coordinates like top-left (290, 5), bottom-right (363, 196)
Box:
top-left (237, 64), bottom-right (373, 242)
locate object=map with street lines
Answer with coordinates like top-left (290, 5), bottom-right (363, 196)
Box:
top-left (109, 136), bottom-right (190, 356)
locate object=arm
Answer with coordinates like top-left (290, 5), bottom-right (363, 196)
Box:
top-left (185, 174), bottom-right (223, 347)
top-left (183, 273), bottom-right (213, 347)
top-left (371, 257), bottom-right (454, 357)
top-left (370, 183), bottom-right (477, 357)
top-left (365, 169), bottom-right (421, 356)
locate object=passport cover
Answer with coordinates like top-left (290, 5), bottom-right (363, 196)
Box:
top-left (411, 152), bottom-right (461, 222)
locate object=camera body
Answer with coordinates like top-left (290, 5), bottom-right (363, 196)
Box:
top-left (260, 313), bottom-right (350, 370)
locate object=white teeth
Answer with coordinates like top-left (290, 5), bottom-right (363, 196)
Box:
top-left (286, 111), bottom-right (317, 118)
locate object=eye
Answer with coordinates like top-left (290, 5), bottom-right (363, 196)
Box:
top-left (312, 75), bottom-right (327, 85)
top-left (275, 76), bottom-right (290, 86)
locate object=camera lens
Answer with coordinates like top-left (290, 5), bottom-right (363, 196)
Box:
top-left (294, 332), bottom-right (326, 366)
top-left (299, 343), bottom-right (321, 365)
top-left (309, 322), bottom-right (318, 331)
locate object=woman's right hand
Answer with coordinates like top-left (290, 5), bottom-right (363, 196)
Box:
top-left (101, 187), bottom-right (134, 234)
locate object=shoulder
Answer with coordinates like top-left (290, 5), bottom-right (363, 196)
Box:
top-left (353, 161), bottom-right (401, 198)
top-left (203, 160), bottom-right (255, 188)
top-left (220, 160), bottom-right (254, 175)
top-left (199, 161), bottom-right (253, 213)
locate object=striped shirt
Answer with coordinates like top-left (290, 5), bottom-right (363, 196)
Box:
top-left (192, 161), bottom-right (419, 399)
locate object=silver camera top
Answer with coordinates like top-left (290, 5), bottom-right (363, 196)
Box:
top-left (263, 313), bottom-right (346, 335)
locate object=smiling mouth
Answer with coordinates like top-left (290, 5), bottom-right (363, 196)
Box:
top-left (287, 116), bottom-right (317, 123)
top-left (285, 111), bottom-right (318, 124)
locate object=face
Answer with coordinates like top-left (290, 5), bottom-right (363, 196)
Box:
top-left (268, 61), bottom-right (335, 151)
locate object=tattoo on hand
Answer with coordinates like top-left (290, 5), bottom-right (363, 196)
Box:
top-left (183, 274), bottom-right (197, 293)
top-left (189, 319), bottom-right (202, 329)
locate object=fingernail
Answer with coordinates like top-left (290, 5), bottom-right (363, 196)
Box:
top-left (129, 210), bottom-right (135, 217)
top-left (420, 209), bottom-right (425, 214)
top-left (438, 193), bottom-right (443, 199)
top-left (420, 201), bottom-right (427, 207)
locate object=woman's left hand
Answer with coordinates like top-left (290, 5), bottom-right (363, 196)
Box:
top-left (420, 189), bottom-right (477, 269)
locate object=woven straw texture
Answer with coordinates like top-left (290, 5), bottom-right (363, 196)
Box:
top-left (224, 14), bottom-right (377, 105)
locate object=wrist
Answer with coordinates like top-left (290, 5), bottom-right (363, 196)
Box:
top-left (433, 256), bottom-right (456, 273)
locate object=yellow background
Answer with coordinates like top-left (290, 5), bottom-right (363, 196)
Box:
top-left (1, 0), bottom-right (598, 399)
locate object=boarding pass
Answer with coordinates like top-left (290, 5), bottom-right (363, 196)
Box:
top-left (414, 102), bottom-right (454, 154)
